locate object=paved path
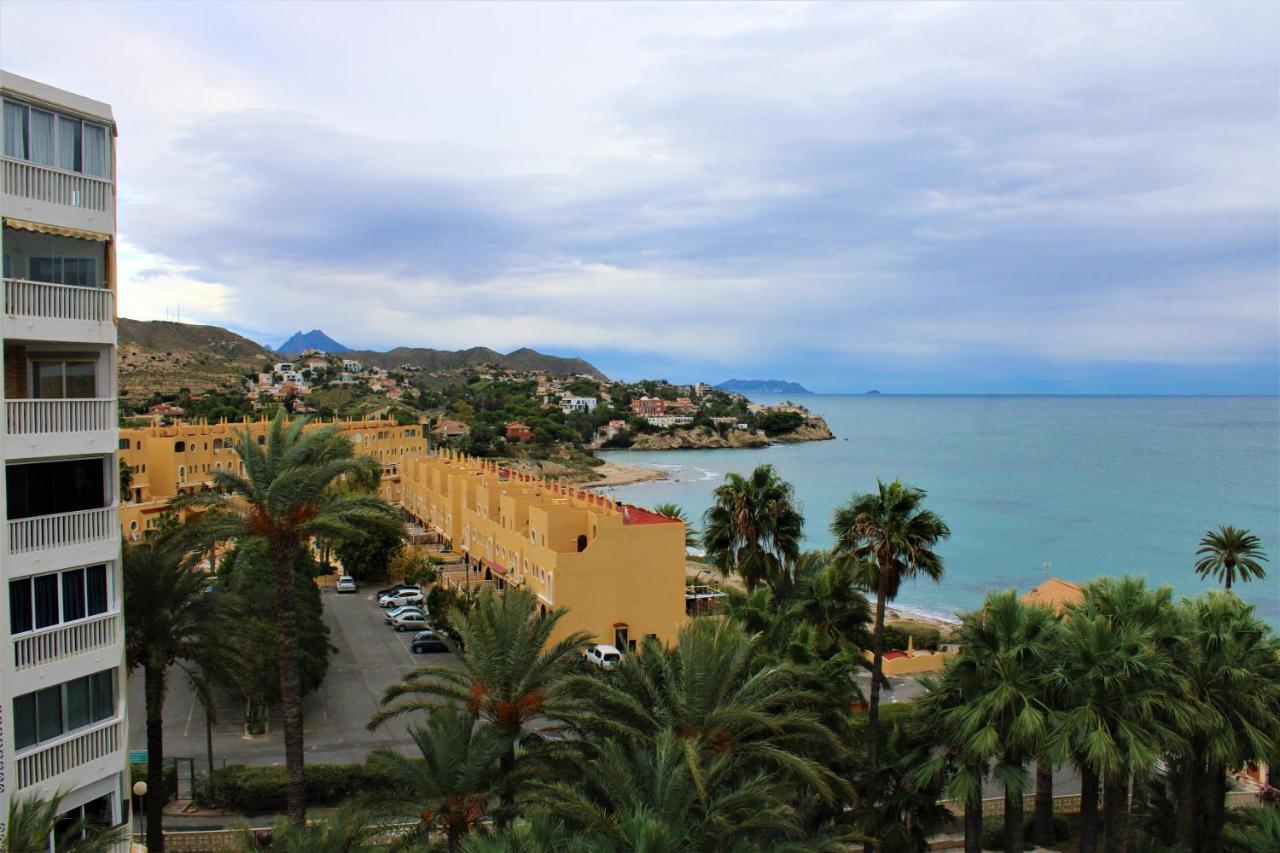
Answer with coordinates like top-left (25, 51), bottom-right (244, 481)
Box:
top-left (127, 585), bottom-right (462, 771)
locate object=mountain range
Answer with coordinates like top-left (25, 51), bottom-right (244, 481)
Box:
top-left (717, 379), bottom-right (812, 394)
top-left (118, 318), bottom-right (606, 398)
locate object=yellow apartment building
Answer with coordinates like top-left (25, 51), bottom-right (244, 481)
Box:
top-left (118, 417), bottom-right (425, 540)
top-left (398, 449), bottom-right (689, 648)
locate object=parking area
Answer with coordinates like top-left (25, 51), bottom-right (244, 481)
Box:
top-left (127, 582), bottom-right (461, 770)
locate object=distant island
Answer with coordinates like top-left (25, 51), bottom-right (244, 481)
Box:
top-left (717, 379), bottom-right (811, 394)
top-left (277, 329), bottom-right (351, 354)
top-left (866, 390), bottom-right (881, 395)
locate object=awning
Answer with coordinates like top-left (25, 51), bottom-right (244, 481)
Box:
top-left (3, 217), bottom-right (110, 242)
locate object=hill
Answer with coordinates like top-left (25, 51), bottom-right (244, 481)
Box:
top-left (118, 318), bottom-right (275, 400)
top-left (350, 345), bottom-right (604, 378)
top-left (717, 379), bottom-right (811, 394)
top-left (277, 329), bottom-right (350, 353)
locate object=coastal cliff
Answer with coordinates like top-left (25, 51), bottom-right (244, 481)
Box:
top-left (627, 416), bottom-right (834, 450)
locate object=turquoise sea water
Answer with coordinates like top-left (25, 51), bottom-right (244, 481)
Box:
top-left (600, 396), bottom-right (1280, 625)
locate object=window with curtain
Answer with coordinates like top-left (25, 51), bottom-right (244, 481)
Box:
top-left (12, 669), bottom-right (116, 751)
top-left (56, 114), bottom-right (81, 172)
top-left (28, 257), bottom-right (98, 288)
top-left (31, 358), bottom-right (98, 398)
top-left (29, 107), bottom-right (54, 166)
top-left (4, 99), bottom-right (27, 158)
top-left (86, 564), bottom-right (108, 615)
top-left (83, 122), bottom-right (109, 177)
top-left (34, 574), bottom-right (59, 629)
top-left (8, 564), bottom-right (112, 635)
top-left (9, 577), bottom-right (34, 634)
top-left (62, 568), bottom-right (86, 621)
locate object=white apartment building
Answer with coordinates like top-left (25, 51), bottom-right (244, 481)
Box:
top-left (1, 72), bottom-right (128, 842)
top-left (559, 395), bottom-right (597, 414)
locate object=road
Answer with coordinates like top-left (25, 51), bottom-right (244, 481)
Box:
top-left (126, 584), bottom-right (460, 771)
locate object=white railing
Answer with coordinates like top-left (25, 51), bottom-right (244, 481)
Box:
top-left (5, 398), bottom-right (115, 435)
top-left (12, 612), bottom-right (120, 670)
top-left (4, 277), bottom-right (114, 323)
top-left (16, 719), bottom-right (122, 790)
top-left (2, 156), bottom-right (113, 212)
top-left (7, 505), bottom-right (118, 554)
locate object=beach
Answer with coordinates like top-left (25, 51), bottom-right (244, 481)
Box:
top-left (587, 459), bottom-right (668, 488)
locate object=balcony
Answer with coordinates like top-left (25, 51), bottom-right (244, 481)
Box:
top-left (4, 398), bottom-right (116, 459)
top-left (3, 277), bottom-right (115, 345)
top-left (13, 611), bottom-right (120, 671)
top-left (2, 156), bottom-right (115, 235)
top-left (15, 718), bottom-right (123, 790)
top-left (6, 506), bottom-right (119, 574)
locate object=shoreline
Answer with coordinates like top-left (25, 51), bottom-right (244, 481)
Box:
top-left (587, 459), bottom-right (669, 488)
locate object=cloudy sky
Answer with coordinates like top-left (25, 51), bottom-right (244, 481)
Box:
top-left (3, 1), bottom-right (1276, 392)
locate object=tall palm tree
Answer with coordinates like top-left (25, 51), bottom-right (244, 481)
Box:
top-left (653, 502), bottom-right (699, 550)
top-left (1194, 526), bottom-right (1269, 590)
top-left (702, 464), bottom-right (805, 591)
top-left (5, 790), bottom-right (127, 853)
top-left (912, 671), bottom-right (990, 853)
top-left (560, 617), bottom-right (847, 804)
top-left (1046, 578), bottom-right (1191, 853)
top-left (173, 411), bottom-right (404, 825)
top-left (124, 530), bottom-right (223, 852)
top-left (829, 479), bottom-right (950, 789)
top-left (367, 705), bottom-right (507, 853)
top-left (370, 586), bottom-right (591, 825)
top-left (234, 806), bottom-right (376, 852)
top-left (943, 592), bottom-right (1060, 853)
top-left (1173, 592), bottom-right (1280, 851)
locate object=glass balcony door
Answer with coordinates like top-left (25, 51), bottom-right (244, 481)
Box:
top-left (5, 457), bottom-right (108, 520)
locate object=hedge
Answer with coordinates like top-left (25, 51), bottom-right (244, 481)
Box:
top-left (882, 623), bottom-right (943, 652)
top-left (194, 761), bottom-right (398, 813)
top-left (130, 762), bottom-right (179, 801)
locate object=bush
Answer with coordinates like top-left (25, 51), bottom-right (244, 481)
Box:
top-left (882, 623), bottom-right (942, 651)
top-left (130, 762), bottom-right (178, 801)
top-left (979, 812), bottom-right (1072, 849)
top-left (195, 761), bottom-right (398, 813)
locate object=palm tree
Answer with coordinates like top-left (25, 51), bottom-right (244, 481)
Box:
top-left (367, 705), bottom-right (507, 853)
top-left (123, 530), bottom-right (223, 852)
top-left (942, 592), bottom-right (1060, 853)
top-left (173, 411), bottom-right (404, 825)
top-left (1046, 578), bottom-right (1191, 853)
top-left (370, 586), bottom-right (591, 825)
top-left (829, 479), bottom-right (950, 788)
top-left (5, 790), bottom-right (127, 853)
top-left (912, 672), bottom-right (990, 853)
top-left (1223, 807), bottom-right (1280, 853)
top-left (1194, 526), bottom-right (1269, 590)
top-left (702, 464), bottom-right (805, 591)
top-left (461, 811), bottom-right (600, 853)
top-left (653, 502), bottom-right (699, 550)
top-left (1173, 592), bottom-right (1280, 851)
top-left (560, 617), bottom-right (847, 805)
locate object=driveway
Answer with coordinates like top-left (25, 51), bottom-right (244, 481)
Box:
top-left (126, 584), bottom-right (461, 771)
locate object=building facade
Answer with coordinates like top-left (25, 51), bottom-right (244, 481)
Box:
top-left (118, 418), bottom-right (427, 539)
top-left (397, 450), bottom-right (688, 648)
top-left (1, 72), bottom-right (128, 841)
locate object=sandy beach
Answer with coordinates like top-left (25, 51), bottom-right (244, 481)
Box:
top-left (587, 460), bottom-right (669, 488)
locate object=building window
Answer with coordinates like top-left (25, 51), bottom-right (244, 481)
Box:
top-left (614, 626), bottom-right (629, 651)
top-left (9, 564), bottom-right (110, 635)
top-left (13, 669), bottom-right (116, 751)
top-left (5, 457), bottom-right (108, 519)
top-left (174, 441), bottom-right (186, 453)
top-left (30, 357), bottom-right (96, 399)
top-left (3, 98), bottom-right (111, 177)
top-left (28, 257), bottom-right (98, 288)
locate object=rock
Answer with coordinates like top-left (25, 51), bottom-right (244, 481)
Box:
top-left (769, 416), bottom-right (835, 443)
top-left (626, 416), bottom-right (834, 451)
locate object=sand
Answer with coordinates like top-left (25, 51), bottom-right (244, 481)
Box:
top-left (587, 460), bottom-right (668, 488)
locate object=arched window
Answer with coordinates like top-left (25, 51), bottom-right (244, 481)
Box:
top-left (174, 441), bottom-right (186, 453)
top-left (257, 436), bottom-right (266, 445)
top-left (576, 535), bottom-right (588, 552)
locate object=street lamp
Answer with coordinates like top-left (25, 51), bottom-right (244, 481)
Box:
top-left (132, 781), bottom-right (148, 840)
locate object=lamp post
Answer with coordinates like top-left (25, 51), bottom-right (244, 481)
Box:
top-left (131, 780), bottom-right (148, 841)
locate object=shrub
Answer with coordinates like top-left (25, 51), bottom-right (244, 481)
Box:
top-left (130, 762), bottom-right (178, 801)
top-left (882, 623), bottom-right (942, 651)
top-left (194, 761), bottom-right (398, 813)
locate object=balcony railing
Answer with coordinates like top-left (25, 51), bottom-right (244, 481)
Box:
top-left (16, 719), bottom-right (123, 790)
top-left (4, 277), bottom-right (114, 323)
top-left (13, 612), bottom-right (120, 670)
top-left (7, 505), bottom-right (118, 554)
top-left (5, 398), bottom-right (115, 436)
top-left (2, 156), bottom-right (113, 212)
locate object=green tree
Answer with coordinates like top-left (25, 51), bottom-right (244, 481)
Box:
top-left (913, 672), bottom-right (990, 853)
top-left (234, 806), bottom-right (374, 852)
top-left (940, 591), bottom-right (1060, 853)
top-left (701, 464), bottom-right (805, 591)
top-left (173, 411), bottom-right (404, 825)
top-left (652, 502), bottom-right (698, 550)
top-left (119, 460), bottom-right (134, 502)
top-left (367, 705), bottom-right (507, 853)
top-left (1194, 526), bottom-right (1269, 590)
top-left (333, 521), bottom-right (403, 581)
top-left (4, 790), bottom-right (127, 853)
top-left (124, 531), bottom-right (223, 852)
top-left (829, 477), bottom-right (950, 823)
top-left (1222, 807), bottom-right (1280, 853)
top-left (370, 587), bottom-right (591, 825)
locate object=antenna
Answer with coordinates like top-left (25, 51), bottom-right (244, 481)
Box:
top-left (1043, 561), bottom-right (1051, 578)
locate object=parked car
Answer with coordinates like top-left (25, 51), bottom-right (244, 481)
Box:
top-left (384, 605), bottom-right (425, 622)
top-left (391, 612), bottom-right (431, 632)
top-left (375, 583), bottom-right (421, 599)
top-left (410, 630), bottom-right (449, 653)
top-left (379, 589), bottom-right (425, 608)
top-left (583, 644), bottom-right (622, 670)
top-left (335, 576), bottom-right (357, 594)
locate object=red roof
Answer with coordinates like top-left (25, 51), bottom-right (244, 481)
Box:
top-left (620, 504), bottom-right (680, 525)
top-left (883, 650), bottom-right (909, 660)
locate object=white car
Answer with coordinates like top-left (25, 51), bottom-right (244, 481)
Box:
top-left (379, 590), bottom-right (425, 608)
top-left (384, 605), bottom-right (425, 623)
top-left (583, 644), bottom-right (622, 670)
top-left (390, 612), bottom-right (431, 632)
top-left (335, 576), bottom-right (357, 594)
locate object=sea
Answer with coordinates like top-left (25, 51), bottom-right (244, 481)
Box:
top-left (599, 395), bottom-right (1280, 626)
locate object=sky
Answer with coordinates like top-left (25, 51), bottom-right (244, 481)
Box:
top-left (3, 1), bottom-right (1277, 393)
